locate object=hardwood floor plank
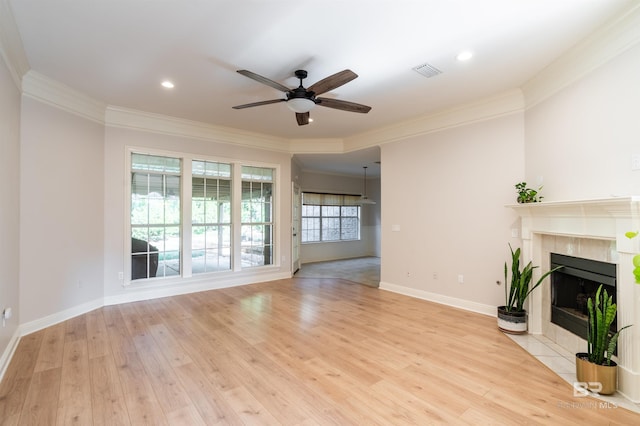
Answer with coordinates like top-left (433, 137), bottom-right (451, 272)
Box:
top-left (371, 379), bottom-right (462, 424)
top-left (89, 355), bottom-right (131, 426)
top-left (103, 306), bottom-right (168, 425)
top-left (64, 314), bottom-right (87, 342)
top-left (148, 323), bottom-right (193, 368)
top-left (119, 306), bottom-right (193, 415)
top-left (173, 362), bottom-right (244, 425)
top-left (164, 405), bottom-right (207, 426)
top-left (56, 339), bottom-right (93, 425)
top-left (101, 305), bottom-right (137, 356)
top-left (299, 356), bottom-right (370, 403)
top-left (0, 331), bottom-right (44, 425)
top-left (222, 386), bottom-right (282, 425)
top-left (1, 277), bottom-right (639, 424)
top-left (86, 309), bottom-right (110, 359)
top-left (33, 323), bottom-right (65, 373)
top-left (18, 368), bottom-right (61, 425)
top-left (111, 349), bottom-right (169, 425)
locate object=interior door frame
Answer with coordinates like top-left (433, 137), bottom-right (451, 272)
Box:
top-left (291, 182), bottom-right (301, 274)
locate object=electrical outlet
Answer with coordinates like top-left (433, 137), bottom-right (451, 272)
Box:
top-left (632, 154), bottom-right (640, 171)
top-left (458, 274), bottom-right (464, 284)
top-left (2, 307), bottom-right (11, 327)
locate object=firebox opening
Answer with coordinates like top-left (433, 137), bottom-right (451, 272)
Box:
top-left (550, 253), bottom-right (617, 341)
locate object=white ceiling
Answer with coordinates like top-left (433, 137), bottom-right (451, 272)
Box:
top-left (9, 0), bottom-right (633, 176)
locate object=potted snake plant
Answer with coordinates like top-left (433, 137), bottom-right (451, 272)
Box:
top-left (575, 284), bottom-right (631, 395)
top-left (497, 244), bottom-right (561, 334)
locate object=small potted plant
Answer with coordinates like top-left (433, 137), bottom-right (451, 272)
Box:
top-left (575, 284), bottom-right (631, 395)
top-left (497, 244), bottom-right (561, 333)
top-left (515, 182), bottom-right (543, 203)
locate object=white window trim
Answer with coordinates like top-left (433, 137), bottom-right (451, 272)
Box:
top-left (123, 146), bottom-right (280, 287)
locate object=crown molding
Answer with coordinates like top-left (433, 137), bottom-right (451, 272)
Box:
top-left (288, 138), bottom-right (345, 154)
top-left (0, 0), bottom-right (29, 88)
top-left (20, 67), bottom-right (526, 156)
top-left (105, 106), bottom-right (291, 153)
top-left (345, 89), bottom-right (525, 149)
top-left (522, 4), bottom-right (640, 109)
top-left (22, 70), bottom-right (106, 123)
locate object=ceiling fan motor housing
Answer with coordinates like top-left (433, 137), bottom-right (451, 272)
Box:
top-left (288, 87), bottom-right (315, 101)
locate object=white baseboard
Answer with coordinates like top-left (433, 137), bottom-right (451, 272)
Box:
top-left (20, 297), bottom-right (105, 336)
top-left (0, 328), bottom-right (21, 383)
top-left (618, 364), bottom-right (640, 403)
top-left (104, 271), bottom-right (291, 306)
top-left (379, 281), bottom-right (496, 317)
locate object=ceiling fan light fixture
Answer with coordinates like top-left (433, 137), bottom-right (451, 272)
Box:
top-left (286, 98), bottom-right (316, 113)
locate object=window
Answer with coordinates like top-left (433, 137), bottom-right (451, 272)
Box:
top-left (192, 160), bottom-right (232, 273)
top-left (129, 152), bottom-right (277, 282)
top-left (241, 166), bottom-right (274, 267)
top-left (131, 153), bottom-right (181, 280)
top-left (301, 193), bottom-right (360, 243)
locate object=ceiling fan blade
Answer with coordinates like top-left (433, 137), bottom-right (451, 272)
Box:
top-left (316, 97), bottom-right (371, 113)
top-left (236, 70), bottom-right (291, 93)
top-left (232, 99), bottom-right (285, 109)
top-left (296, 112), bottom-right (310, 126)
top-left (308, 70), bottom-right (357, 96)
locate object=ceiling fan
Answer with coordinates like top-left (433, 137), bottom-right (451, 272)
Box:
top-left (232, 69), bottom-right (371, 126)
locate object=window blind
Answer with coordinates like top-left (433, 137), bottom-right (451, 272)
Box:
top-left (302, 192), bottom-right (360, 206)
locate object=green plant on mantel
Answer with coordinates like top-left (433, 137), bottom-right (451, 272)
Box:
top-left (515, 182), bottom-right (543, 203)
top-left (624, 231), bottom-right (640, 284)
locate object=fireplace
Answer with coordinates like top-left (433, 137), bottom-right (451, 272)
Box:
top-left (509, 196), bottom-right (640, 402)
top-left (550, 253), bottom-right (616, 340)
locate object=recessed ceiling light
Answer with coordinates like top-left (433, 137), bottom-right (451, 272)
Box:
top-left (456, 51), bottom-right (473, 62)
top-left (161, 80), bottom-right (174, 89)
top-left (308, 118), bottom-right (314, 123)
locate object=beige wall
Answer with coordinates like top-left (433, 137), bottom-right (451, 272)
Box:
top-left (380, 112), bottom-right (525, 311)
top-left (0, 51), bottom-right (21, 354)
top-left (525, 43), bottom-right (640, 200)
top-left (19, 98), bottom-right (105, 324)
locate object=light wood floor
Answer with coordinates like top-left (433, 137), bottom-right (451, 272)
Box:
top-left (1, 278), bottom-right (638, 425)
top-left (295, 257), bottom-right (380, 287)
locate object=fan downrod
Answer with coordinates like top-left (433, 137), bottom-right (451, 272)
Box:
top-left (294, 70), bottom-right (308, 86)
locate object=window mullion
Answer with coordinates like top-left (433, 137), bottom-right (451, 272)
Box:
top-left (232, 163), bottom-right (242, 271)
top-left (182, 157), bottom-right (193, 278)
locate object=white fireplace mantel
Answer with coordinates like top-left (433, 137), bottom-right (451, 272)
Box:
top-left (509, 196), bottom-right (640, 402)
top-left (509, 196), bottom-right (640, 244)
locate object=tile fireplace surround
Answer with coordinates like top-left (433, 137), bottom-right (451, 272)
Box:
top-left (510, 196), bottom-right (640, 403)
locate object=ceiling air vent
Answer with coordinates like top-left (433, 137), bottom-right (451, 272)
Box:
top-left (412, 62), bottom-right (442, 78)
